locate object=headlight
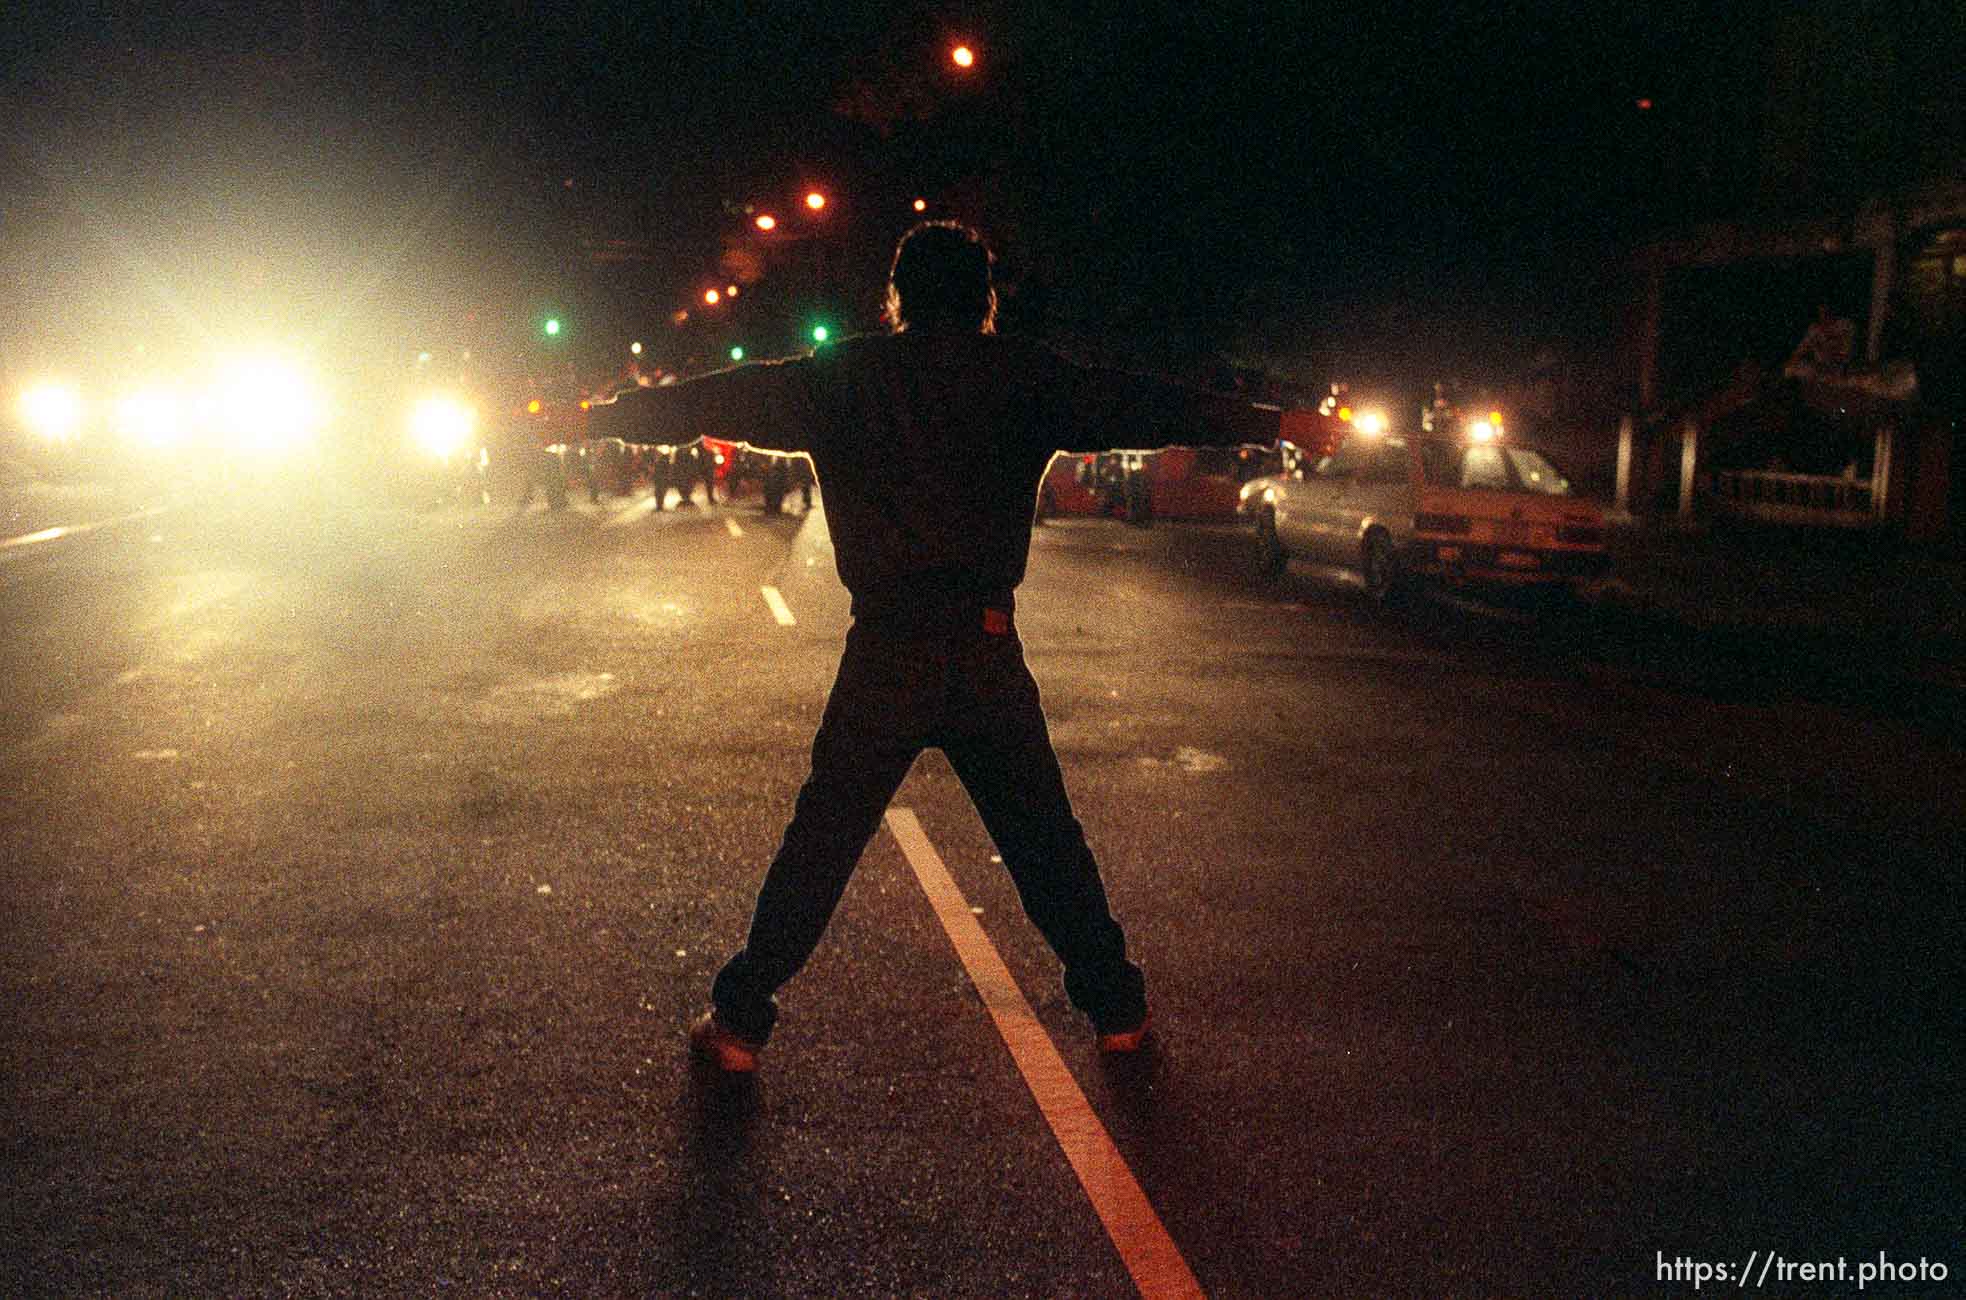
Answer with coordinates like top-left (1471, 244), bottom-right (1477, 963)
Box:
top-left (18, 382), bottom-right (84, 442)
top-left (116, 388), bottom-right (190, 450)
top-left (410, 396), bottom-right (477, 460)
top-left (210, 355), bottom-right (326, 454)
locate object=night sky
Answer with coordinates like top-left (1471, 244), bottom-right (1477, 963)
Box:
top-left (3, 2), bottom-right (1743, 398)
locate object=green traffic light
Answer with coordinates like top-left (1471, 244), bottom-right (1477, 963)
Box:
top-left (729, 346), bottom-right (745, 362)
top-left (811, 325), bottom-right (830, 344)
top-left (544, 318), bottom-right (562, 337)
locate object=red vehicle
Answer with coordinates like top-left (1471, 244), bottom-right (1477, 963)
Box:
top-left (1037, 452), bottom-right (1104, 517)
top-left (1278, 405), bottom-right (1348, 462)
top-left (1036, 444), bottom-right (1278, 523)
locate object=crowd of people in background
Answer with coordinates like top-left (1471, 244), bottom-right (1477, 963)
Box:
top-left (459, 358), bottom-right (817, 518)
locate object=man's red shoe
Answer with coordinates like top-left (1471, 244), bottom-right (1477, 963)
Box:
top-left (689, 1010), bottom-right (764, 1073)
top-left (1096, 1012), bottom-right (1151, 1055)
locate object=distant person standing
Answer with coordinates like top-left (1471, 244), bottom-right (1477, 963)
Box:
top-left (591, 221), bottom-right (1277, 1073)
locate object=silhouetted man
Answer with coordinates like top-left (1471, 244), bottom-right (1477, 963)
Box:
top-left (591, 221), bottom-right (1277, 1072)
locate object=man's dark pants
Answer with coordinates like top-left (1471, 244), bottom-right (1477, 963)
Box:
top-left (710, 610), bottom-right (1147, 1043)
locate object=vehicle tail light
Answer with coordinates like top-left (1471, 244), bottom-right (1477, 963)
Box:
top-left (1414, 512), bottom-right (1472, 534)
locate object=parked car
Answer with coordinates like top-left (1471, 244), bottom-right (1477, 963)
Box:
top-left (1035, 445), bottom-right (1272, 524)
top-left (1238, 428), bottom-right (1609, 603)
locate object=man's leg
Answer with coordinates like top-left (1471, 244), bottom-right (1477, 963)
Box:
top-left (708, 631), bottom-right (933, 1043)
top-left (940, 639), bottom-right (1147, 1033)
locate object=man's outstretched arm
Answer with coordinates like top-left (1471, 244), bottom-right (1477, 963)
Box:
top-left (588, 359), bottom-right (816, 454)
top-left (1047, 357), bottom-right (1281, 454)
top-left (1167, 387), bottom-right (1283, 450)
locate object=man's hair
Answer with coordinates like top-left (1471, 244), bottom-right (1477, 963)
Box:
top-left (885, 220), bottom-right (997, 334)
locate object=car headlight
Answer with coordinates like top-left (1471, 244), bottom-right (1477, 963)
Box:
top-left (18, 382), bottom-right (84, 442)
top-left (116, 388), bottom-right (190, 450)
top-left (211, 356), bottom-right (326, 454)
top-left (410, 396), bottom-right (477, 460)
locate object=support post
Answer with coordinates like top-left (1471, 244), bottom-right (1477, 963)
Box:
top-left (1613, 414), bottom-right (1635, 518)
top-left (1872, 424), bottom-right (1894, 520)
top-left (1860, 203), bottom-right (1899, 365)
top-left (1678, 416), bottom-right (1700, 523)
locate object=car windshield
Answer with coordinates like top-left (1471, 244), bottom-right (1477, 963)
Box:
top-left (1416, 441), bottom-right (1508, 489)
top-left (1502, 446), bottom-right (1571, 495)
top-left (1316, 433), bottom-right (1407, 480)
top-left (1418, 440), bottom-right (1572, 495)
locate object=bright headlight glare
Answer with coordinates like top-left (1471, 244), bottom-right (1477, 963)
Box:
top-left (19, 383), bottom-right (84, 441)
top-left (117, 389), bottom-right (189, 448)
top-left (411, 396), bottom-right (476, 459)
top-left (214, 356), bottom-right (324, 452)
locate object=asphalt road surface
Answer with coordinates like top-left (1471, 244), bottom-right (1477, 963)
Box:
top-left (3, 476), bottom-right (1960, 1298)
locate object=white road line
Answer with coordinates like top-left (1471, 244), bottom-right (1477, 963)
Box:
top-left (884, 807), bottom-right (1206, 1300)
top-left (725, 517), bottom-right (744, 538)
top-left (1, 507), bottom-right (168, 550)
top-left (0, 525), bottom-right (75, 548)
top-left (760, 585), bottom-right (796, 626)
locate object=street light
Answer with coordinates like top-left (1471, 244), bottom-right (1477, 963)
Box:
top-left (805, 190), bottom-right (827, 212)
top-left (951, 43), bottom-right (976, 69)
top-left (755, 214), bottom-right (778, 232)
top-left (704, 288), bottom-right (721, 306)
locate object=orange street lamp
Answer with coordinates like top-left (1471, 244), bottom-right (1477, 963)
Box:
top-left (913, 198), bottom-right (928, 212)
top-left (754, 213), bottom-right (777, 232)
top-left (951, 44), bottom-right (976, 69)
top-left (703, 289), bottom-right (721, 306)
top-left (805, 190), bottom-right (827, 212)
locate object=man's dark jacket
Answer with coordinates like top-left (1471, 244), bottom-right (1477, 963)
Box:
top-left (590, 330), bottom-right (1277, 623)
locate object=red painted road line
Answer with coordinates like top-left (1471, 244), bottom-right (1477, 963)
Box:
top-left (885, 807), bottom-right (1206, 1300)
